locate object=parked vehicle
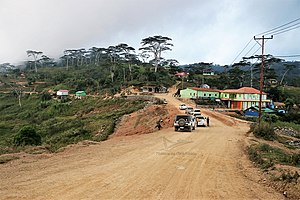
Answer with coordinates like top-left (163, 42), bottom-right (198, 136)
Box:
top-left (195, 115), bottom-right (206, 127)
top-left (185, 106), bottom-right (194, 114)
top-left (179, 104), bottom-right (187, 110)
top-left (174, 114), bottom-right (196, 132)
top-left (192, 108), bottom-right (201, 115)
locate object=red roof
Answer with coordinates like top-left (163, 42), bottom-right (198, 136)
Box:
top-left (175, 72), bottom-right (188, 77)
top-left (190, 87), bottom-right (220, 92)
top-left (221, 87), bottom-right (265, 94)
top-left (58, 90), bottom-right (69, 92)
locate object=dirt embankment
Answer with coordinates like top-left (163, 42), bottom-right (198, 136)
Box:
top-left (113, 103), bottom-right (179, 137)
top-left (0, 87), bottom-right (295, 200)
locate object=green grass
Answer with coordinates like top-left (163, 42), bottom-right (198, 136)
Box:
top-left (274, 121), bottom-right (300, 133)
top-left (248, 143), bottom-right (300, 169)
top-left (281, 86), bottom-right (300, 105)
top-left (0, 94), bottom-right (146, 154)
top-left (0, 155), bottom-right (19, 164)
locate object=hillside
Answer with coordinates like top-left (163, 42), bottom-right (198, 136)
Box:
top-left (1, 90), bottom-right (298, 199)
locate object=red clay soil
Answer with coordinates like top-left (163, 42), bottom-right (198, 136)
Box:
top-left (113, 104), bottom-right (179, 137)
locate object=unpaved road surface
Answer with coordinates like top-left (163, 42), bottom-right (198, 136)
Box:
top-left (0, 90), bottom-right (284, 199)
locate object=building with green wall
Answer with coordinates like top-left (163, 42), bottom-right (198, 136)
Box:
top-left (180, 87), bottom-right (220, 99)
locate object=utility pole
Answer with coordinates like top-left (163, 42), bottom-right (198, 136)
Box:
top-left (254, 35), bottom-right (273, 126)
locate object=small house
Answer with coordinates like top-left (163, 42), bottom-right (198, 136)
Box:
top-left (57, 90), bottom-right (69, 99)
top-left (180, 87), bottom-right (220, 99)
top-left (75, 91), bottom-right (87, 99)
top-left (141, 86), bottom-right (168, 93)
top-left (203, 69), bottom-right (214, 76)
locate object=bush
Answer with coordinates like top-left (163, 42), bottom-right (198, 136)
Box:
top-left (13, 126), bottom-right (41, 146)
top-left (279, 112), bottom-right (300, 124)
top-left (251, 122), bottom-right (276, 141)
top-left (290, 153), bottom-right (300, 166)
top-left (46, 128), bottom-right (91, 151)
top-left (262, 114), bottom-right (279, 123)
top-left (248, 144), bottom-right (274, 169)
top-left (280, 171), bottom-right (300, 183)
top-left (40, 92), bottom-right (52, 101)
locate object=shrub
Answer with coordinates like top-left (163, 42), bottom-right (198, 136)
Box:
top-left (46, 128), bottom-right (91, 151)
top-left (248, 145), bottom-right (274, 169)
top-left (290, 153), bottom-right (300, 166)
top-left (13, 126), bottom-right (41, 146)
top-left (280, 171), bottom-right (300, 183)
top-left (40, 92), bottom-right (52, 101)
top-left (262, 114), bottom-right (279, 123)
top-left (252, 122), bottom-right (276, 141)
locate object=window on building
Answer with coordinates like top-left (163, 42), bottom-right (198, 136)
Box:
top-left (209, 94), bottom-right (211, 97)
top-left (204, 93), bottom-right (206, 96)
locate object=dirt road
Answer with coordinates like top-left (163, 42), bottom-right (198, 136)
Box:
top-left (0, 90), bottom-right (284, 199)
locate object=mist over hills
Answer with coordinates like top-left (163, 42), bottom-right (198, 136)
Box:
top-left (182, 61), bottom-right (300, 80)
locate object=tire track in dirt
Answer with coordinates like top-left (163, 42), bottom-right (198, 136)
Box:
top-left (0, 91), bottom-right (285, 200)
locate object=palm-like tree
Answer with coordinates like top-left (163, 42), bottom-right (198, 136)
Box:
top-left (280, 64), bottom-right (296, 85)
top-left (139, 35), bottom-right (173, 72)
top-left (26, 50), bottom-right (43, 72)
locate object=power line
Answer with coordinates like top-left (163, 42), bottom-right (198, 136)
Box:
top-left (273, 25), bottom-right (300, 36)
top-left (231, 38), bottom-right (253, 64)
top-left (232, 17), bottom-right (300, 65)
top-left (252, 46), bottom-right (262, 56)
top-left (274, 54), bottom-right (300, 58)
top-left (243, 42), bottom-right (258, 58)
top-left (255, 17), bottom-right (300, 36)
top-left (264, 22), bottom-right (300, 36)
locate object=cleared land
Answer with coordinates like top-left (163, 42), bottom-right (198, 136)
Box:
top-left (0, 91), bottom-right (284, 199)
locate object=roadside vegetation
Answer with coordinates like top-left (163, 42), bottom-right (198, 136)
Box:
top-left (0, 93), bottom-right (146, 154)
top-left (0, 35), bottom-right (179, 156)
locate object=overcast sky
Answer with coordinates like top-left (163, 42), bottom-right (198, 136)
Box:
top-left (0, 0), bottom-right (300, 65)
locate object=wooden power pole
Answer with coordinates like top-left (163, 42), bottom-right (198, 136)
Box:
top-left (254, 35), bottom-right (273, 126)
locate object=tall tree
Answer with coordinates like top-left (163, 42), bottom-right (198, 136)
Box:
top-left (26, 50), bottom-right (43, 73)
top-left (280, 64), bottom-right (296, 85)
top-left (116, 43), bottom-right (136, 81)
top-left (139, 35), bottom-right (173, 72)
top-left (89, 47), bottom-right (107, 65)
top-left (62, 49), bottom-right (77, 70)
top-left (38, 55), bottom-right (55, 67)
top-left (107, 45), bottom-right (121, 82)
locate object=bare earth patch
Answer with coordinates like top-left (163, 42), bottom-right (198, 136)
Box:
top-left (0, 90), bottom-right (296, 199)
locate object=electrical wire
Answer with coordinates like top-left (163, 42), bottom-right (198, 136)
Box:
top-left (243, 42), bottom-right (259, 58)
top-left (231, 38), bottom-right (253, 64)
top-left (252, 39), bottom-right (271, 57)
top-left (264, 22), bottom-right (300, 36)
top-left (274, 54), bottom-right (300, 58)
top-left (232, 17), bottom-right (300, 65)
top-left (255, 17), bottom-right (300, 36)
top-left (272, 25), bottom-right (300, 36)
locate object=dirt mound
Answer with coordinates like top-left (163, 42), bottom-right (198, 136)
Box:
top-left (113, 103), bottom-right (178, 137)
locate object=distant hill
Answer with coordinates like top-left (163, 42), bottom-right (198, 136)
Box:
top-left (181, 61), bottom-right (300, 81)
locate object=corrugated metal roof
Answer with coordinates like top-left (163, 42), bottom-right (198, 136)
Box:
top-left (221, 87), bottom-right (265, 94)
top-left (190, 87), bottom-right (220, 92)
